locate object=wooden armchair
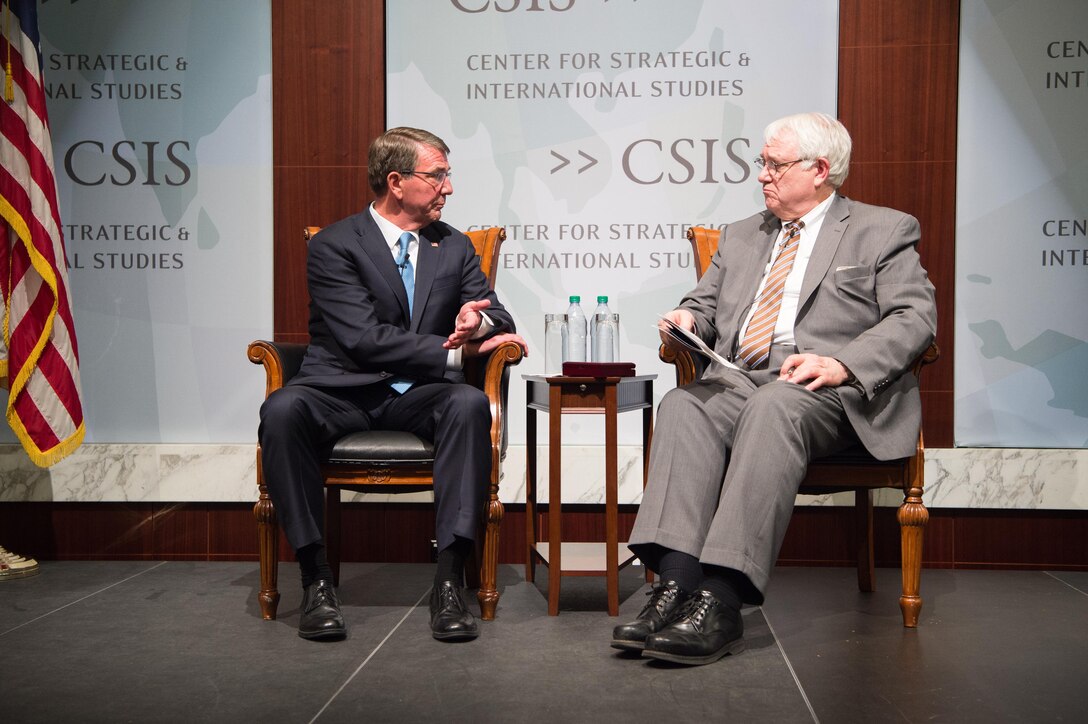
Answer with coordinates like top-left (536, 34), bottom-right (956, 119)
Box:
top-left (247, 226), bottom-right (523, 622)
top-left (665, 226), bottom-right (939, 627)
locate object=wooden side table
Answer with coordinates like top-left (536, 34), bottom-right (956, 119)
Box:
top-left (523, 374), bottom-right (656, 615)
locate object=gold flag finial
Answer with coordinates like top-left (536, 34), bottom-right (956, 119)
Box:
top-left (3, 0), bottom-right (14, 103)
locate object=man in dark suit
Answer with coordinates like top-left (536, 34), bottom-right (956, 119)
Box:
top-left (259, 127), bottom-right (526, 642)
top-left (611, 113), bottom-right (937, 664)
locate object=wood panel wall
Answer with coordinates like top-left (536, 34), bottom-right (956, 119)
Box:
top-left (837, 0), bottom-right (957, 447)
top-left (3, 502), bottom-right (1086, 572)
top-left (271, 0), bottom-right (386, 344)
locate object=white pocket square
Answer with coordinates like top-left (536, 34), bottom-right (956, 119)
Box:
top-left (835, 265), bottom-right (862, 272)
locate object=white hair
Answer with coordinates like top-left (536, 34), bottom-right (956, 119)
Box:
top-left (764, 112), bottom-right (852, 188)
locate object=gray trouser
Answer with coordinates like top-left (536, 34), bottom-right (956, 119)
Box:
top-left (629, 345), bottom-right (856, 603)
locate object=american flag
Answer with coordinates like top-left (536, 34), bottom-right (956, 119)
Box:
top-left (1, 0), bottom-right (83, 466)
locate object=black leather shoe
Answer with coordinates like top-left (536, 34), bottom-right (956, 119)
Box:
top-left (611, 580), bottom-right (690, 652)
top-left (643, 589), bottom-right (744, 665)
top-left (298, 579), bottom-right (346, 641)
top-left (429, 580), bottom-right (479, 641)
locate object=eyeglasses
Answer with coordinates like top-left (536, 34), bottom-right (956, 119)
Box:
top-left (753, 157), bottom-right (805, 177)
top-left (400, 169), bottom-right (452, 185)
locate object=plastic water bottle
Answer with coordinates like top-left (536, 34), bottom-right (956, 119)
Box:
top-left (594, 314), bottom-right (616, 362)
top-left (592, 296), bottom-right (615, 362)
top-left (565, 295), bottom-right (587, 362)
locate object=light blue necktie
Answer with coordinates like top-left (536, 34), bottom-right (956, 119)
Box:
top-left (390, 232), bottom-right (415, 394)
top-left (395, 231), bottom-right (414, 316)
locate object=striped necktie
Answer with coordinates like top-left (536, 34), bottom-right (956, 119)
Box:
top-left (736, 220), bottom-right (804, 370)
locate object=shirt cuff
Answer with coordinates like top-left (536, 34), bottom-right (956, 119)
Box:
top-left (447, 311), bottom-right (495, 370)
top-left (473, 312), bottom-right (495, 339)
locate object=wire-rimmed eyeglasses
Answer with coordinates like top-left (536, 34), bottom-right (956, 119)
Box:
top-left (400, 169), bottom-right (452, 185)
top-left (753, 157), bottom-right (805, 177)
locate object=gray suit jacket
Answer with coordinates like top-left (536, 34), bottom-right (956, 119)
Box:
top-left (679, 195), bottom-right (937, 460)
top-left (291, 211), bottom-right (515, 389)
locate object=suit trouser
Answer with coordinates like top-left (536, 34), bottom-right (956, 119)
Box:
top-left (629, 345), bottom-right (857, 604)
top-left (258, 380), bottom-right (491, 555)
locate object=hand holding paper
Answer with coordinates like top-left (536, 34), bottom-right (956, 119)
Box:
top-left (657, 308), bottom-right (695, 345)
top-left (657, 313), bottom-right (740, 371)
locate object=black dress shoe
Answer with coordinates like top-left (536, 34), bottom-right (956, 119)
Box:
top-left (429, 580), bottom-right (479, 641)
top-left (643, 589), bottom-right (744, 665)
top-left (611, 580), bottom-right (690, 652)
top-left (298, 579), bottom-right (346, 641)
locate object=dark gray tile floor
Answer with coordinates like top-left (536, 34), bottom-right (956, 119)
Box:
top-left (1, 561), bottom-right (1085, 723)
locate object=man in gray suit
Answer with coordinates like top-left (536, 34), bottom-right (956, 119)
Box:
top-left (611, 112), bottom-right (936, 665)
top-left (259, 127), bottom-right (526, 642)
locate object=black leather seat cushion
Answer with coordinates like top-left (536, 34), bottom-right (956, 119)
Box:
top-left (326, 430), bottom-right (435, 465)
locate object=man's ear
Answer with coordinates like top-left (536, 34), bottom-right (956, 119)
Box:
top-left (386, 171), bottom-right (405, 199)
top-left (812, 157), bottom-right (832, 187)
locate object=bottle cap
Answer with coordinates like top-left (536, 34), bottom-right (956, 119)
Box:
top-left (569, 295), bottom-right (580, 303)
top-left (597, 296), bottom-right (608, 303)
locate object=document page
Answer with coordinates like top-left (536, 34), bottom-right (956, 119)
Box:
top-left (657, 315), bottom-right (740, 371)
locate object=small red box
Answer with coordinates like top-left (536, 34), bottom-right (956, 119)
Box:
top-left (560, 362), bottom-right (636, 377)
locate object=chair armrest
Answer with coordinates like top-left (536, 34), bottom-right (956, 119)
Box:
top-left (479, 341), bottom-right (524, 479)
top-left (247, 340), bottom-right (308, 397)
top-left (659, 343), bottom-right (703, 387)
top-left (912, 342), bottom-right (940, 377)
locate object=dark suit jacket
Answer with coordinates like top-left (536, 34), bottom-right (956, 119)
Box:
top-left (680, 195), bottom-right (937, 460)
top-left (291, 210), bottom-right (514, 389)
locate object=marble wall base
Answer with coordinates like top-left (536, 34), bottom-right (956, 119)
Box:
top-left (1, 444), bottom-right (1085, 510)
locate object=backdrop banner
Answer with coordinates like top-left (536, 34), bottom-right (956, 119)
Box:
top-left (386, 0), bottom-right (838, 448)
top-left (955, 0), bottom-right (1088, 448)
top-left (0, 0), bottom-right (274, 445)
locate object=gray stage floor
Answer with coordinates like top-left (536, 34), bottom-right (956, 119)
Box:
top-left (1, 561), bottom-right (1085, 723)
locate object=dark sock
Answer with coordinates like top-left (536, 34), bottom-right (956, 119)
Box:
top-left (657, 550), bottom-right (702, 593)
top-left (699, 564), bottom-right (746, 611)
top-left (297, 542), bottom-right (333, 589)
top-left (434, 536), bottom-right (473, 586)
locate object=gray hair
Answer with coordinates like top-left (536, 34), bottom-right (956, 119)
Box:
top-left (368, 127), bottom-right (451, 195)
top-left (764, 112), bottom-right (852, 189)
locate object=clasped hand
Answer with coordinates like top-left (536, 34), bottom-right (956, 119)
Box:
top-left (778, 353), bottom-right (851, 391)
top-left (443, 300), bottom-right (492, 349)
top-left (463, 332), bottom-right (529, 358)
top-left (444, 299), bottom-right (528, 358)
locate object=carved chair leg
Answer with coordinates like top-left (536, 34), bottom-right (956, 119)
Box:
top-left (254, 459), bottom-right (280, 620)
top-left (477, 498), bottom-right (504, 621)
top-left (897, 484), bottom-right (928, 627)
top-left (856, 488), bottom-right (875, 592)
top-left (325, 486), bottom-right (342, 586)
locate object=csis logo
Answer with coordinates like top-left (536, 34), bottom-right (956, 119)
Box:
top-left (451, 0), bottom-right (575, 12)
top-left (63, 140), bottom-right (192, 187)
top-left (622, 137), bottom-right (753, 185)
